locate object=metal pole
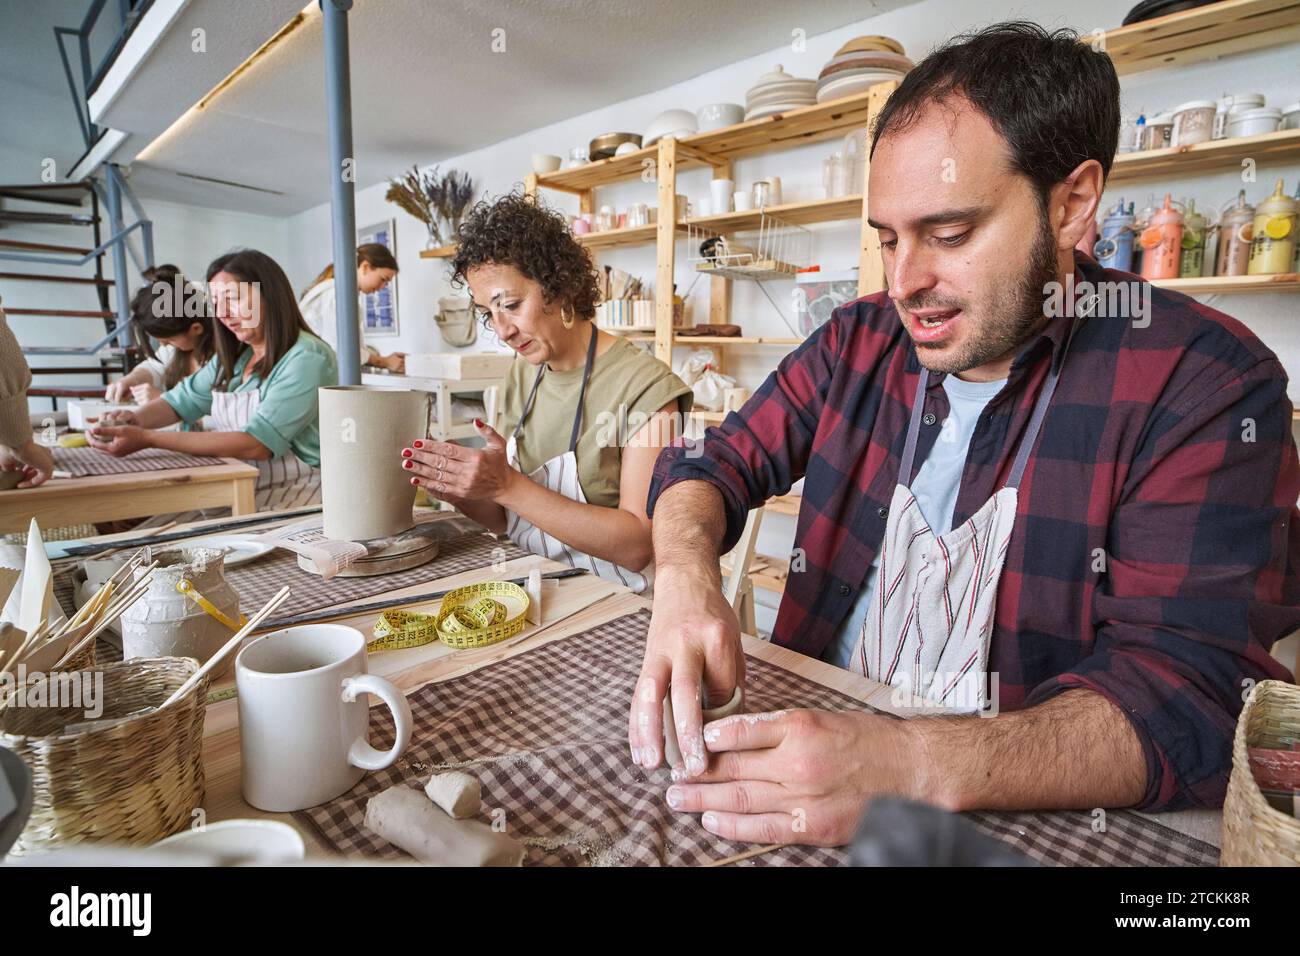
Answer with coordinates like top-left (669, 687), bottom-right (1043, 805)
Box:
top-left (321, 0), bottom-right (360, 385)
top-left (103, 165), bottom-right (133, 349)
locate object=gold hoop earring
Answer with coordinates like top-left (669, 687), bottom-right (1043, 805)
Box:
top-left (561, 307), bottom-right (575, 330)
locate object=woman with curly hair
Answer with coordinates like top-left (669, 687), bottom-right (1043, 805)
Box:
top-left (400, 192), bottom-right (692, 592)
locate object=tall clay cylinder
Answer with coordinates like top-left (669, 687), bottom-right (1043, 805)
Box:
top-left (318, 386), bottom-right (431, 541)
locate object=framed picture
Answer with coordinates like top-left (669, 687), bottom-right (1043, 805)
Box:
top-left (357, 219), bottom-right (398, 336)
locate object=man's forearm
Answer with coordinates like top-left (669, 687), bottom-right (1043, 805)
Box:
top-left (912, 689), bottom-right (1148, 812)
top-left (652, 480), bottom-right (728, 583)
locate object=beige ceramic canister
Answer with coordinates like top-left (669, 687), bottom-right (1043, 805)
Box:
top-left (318, 386), bottom-right (433, 542)
top-left (1247, 179), bottom-right (1297, 276)
top-left (120, 547), bottom-right (242, 665)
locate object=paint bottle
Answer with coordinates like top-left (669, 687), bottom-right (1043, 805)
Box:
top-left (1132, 194), bottom-right (1156, 275)
top-left (1139, 194), bottom-right (1184, 280)
top-left (1247, 179), bottom-right (1297, 276)
top-left (1179, 199), bottom-right (1209, 278)
top-left (1292, 181), bottom-right (1300, 274)
top-left (1094, 198), bottom-right (1135, 271)
top-left (1215, 191), bottom-right (1255, 277)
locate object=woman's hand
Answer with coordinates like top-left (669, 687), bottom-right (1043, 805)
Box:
top-left (401, 420), bottom-right (514, 501)
top-left (130, 383), bottom-right (161, 405)
top-left (1, 439), bottom-right (55, 488)
top-left (104, 379), bottom-right (129, 403)
top-left (377, 352), bottom-right (406, 374)
top-left (94, 409), bottom-right (140, 427)
top-left (86, 423), bottom-right (151, 457)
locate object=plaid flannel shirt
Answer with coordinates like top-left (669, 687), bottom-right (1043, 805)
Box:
top-left (648, 252), bottom-right (1299, 811)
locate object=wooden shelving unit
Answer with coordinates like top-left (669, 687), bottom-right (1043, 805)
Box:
top-left (526, 82), bottom-right (897, 368)
top-left (1099, 0), bottom-right (1300, 75)
top-left (417, 243), bottom-right (458, 259)
top-left (1110, 127), bottom-right (1300, 181)
top-left (1150, 273), bottom-right (1300, 294)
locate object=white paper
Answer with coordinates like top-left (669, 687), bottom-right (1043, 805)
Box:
top-left (0, 520), bottom-right (59, 636)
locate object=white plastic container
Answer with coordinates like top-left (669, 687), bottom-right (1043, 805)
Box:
top-left (1213, 93), bottom-right (1265, 139)
top-left (1171, 100), bottom-right (1216, 146)
top-left (1227, 107), bottom-right (1282, 138)
top-left (1282, 102), bottom-right (1300, 131)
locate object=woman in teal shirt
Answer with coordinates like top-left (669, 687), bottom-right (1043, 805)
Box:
top-left (90, 249), bottom-right (338, 510)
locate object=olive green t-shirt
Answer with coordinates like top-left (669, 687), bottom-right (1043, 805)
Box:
top-left (499, 335), bottom-right (693, 509)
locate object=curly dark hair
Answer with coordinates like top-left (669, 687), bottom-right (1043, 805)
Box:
top-left (450, 191), bottom-right (601, 326)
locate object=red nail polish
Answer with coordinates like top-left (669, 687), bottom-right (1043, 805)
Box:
top-left (413, 440), bottom-right (423, 448)
top-left (410, 477), bottom-right (419, 486)
top-left (403, 460), bottom-right (413, 469)
top-left (401, 448), bottom-right (413, 458)
top-left (473, 418), bottom-right (483, 428)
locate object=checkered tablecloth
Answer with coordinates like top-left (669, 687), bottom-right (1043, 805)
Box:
top-left (53, 532), bottom-right (528, 626)
top-left (297, 610), bottom-right (1220, 867)
top-left (52, 445), bottom-right (225, 477)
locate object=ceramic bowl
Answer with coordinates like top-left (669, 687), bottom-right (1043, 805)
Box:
top-left (530, 153), bottom-right (562, 174)
top-left (835, 34), bottom-right (906, 57)
top-left (589, 132), bottom-right (642, 160)
top-left (152, 819), bottom-right (306, 864)
top-left (614, 141), bottom-right (640, 156)
top-left (696, 102), bottom-right (745, 130)
top-left (818, 50), bottom-right (915, 78)
top-left (644, 109), bottom-right (699, 146)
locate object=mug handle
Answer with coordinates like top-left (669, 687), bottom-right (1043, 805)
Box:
top-left (341, 674), bottom-right (413, 771)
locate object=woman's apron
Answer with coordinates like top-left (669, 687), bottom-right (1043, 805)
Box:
top-left (208, 388), bottom-right (321, 511)
top-left (851, 312), bottom-right (1086, 713)
top-left (504, 329), bottom-right (651, 593)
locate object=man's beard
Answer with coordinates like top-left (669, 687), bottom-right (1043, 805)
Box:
top-left (901, 214), bottom-right (1060, 375)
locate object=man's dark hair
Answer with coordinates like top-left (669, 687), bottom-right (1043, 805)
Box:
top-left (870, 22), bottom-right (1120, 205)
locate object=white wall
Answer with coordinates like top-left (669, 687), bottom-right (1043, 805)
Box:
top-left (282, 0), bottom-right (1298, 634)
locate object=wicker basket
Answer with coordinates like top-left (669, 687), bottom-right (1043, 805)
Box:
top-left (0, 656), bottom-right (210, 856)
top-left (1221, 679), bottom-right (1300, 865)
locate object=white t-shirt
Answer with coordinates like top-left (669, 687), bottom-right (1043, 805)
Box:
top-left (298, 278), bottom-right (378, 368)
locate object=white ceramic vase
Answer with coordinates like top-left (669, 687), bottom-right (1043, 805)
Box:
top-left (120, 548), bottom-right (241, 664)
top-left (318, 386), bottom-right (432, 542)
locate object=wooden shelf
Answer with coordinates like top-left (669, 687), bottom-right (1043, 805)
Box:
top-left (534, 86), bottom-right (894, 192)
top-left (674, 335), bottom-right (803, 346)
top-left (576, 223), bottom-right (661, 249)
top-left (1100, 0), bottom-right (1300, 75)
top-left (418, 244), bottom-right (458, 259)
top-left (1151, 273), bottom-right (1300, 294)
top-left (766, 493), bottom-right (802, 517)
top-left (685, 195), bottom-right (864, 230)
top-left (1110, 127), bottom-right (1300, 181)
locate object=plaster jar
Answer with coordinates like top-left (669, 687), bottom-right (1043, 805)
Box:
top-left (318, 386), bottom-right (432, 542)
top-left (120, 547), bottom-right (241, 664)
top-left (1171, 100), bottom-right (1216, 147)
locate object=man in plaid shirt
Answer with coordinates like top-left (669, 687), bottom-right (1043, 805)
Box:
top-left (628, 23), bottom-right (1300, 847)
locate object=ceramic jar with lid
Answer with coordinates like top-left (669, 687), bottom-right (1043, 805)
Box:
top-left (1247, 179), bottom-right (1297, 275)
top-left (1141, 113), bottom-right (1174, 150)
top-left (1213, 93), bottom-right (1265, 139)
top-left (1283, 102), bottom-right (1300, 131)
top-left (1227, 107), bottom-right (1282, 139)
top-left (1172, 100), bottom-right (1216, 147)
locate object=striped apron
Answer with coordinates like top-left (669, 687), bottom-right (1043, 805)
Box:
top-left (851, 311), bottom-right (1086, 712)
top-left (504, 328), bottom-right (650, 594)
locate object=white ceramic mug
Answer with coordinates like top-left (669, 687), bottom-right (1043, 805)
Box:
top-left (236, 624), bottom-right (412, 812)
top-left (710, 178), bottom-right (734, 214)
top-left (733, 190), bottom-right (753, 212)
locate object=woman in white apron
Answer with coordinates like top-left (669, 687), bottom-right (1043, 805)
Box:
top-left (299, 243), bottom-right (406, 373)
top-left (853, 308), bottom-right (1089, 713)
top-left (88, 249), bottom-right (336, 520)
top-left (399, 193), bottom-right (692, 593)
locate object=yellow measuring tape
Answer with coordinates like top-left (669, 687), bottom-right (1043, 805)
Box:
top-left (175, 579), bottom-right (248, 631)
top-left (369, 580), bottom-right (530, 652)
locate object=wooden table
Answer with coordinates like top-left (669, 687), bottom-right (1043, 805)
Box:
top-left (67, 511), bottom-right (1226, 861)
top-left (1, 458), bottom-right (258, 533)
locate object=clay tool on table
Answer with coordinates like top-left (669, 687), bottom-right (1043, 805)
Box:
top-left (48, 553), bottom-right (160, 669)
top-left (157, 585), bottom-right (292, 711)
top-left (61, 507), bottom-right (323, 557)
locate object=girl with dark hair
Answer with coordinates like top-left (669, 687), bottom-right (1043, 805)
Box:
top-left (299, 242), bottom-right (406, 372)
top-left (104, 265), bottom-right (213, 406)
top-left (89, 248), bottom-right (338, 511)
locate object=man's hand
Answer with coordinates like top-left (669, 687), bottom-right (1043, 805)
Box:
top-left (663, 708), bottom-right (921, 847)
top-left (1, 439), bottom-right (55, 488)
top-left (86, 423), bottom-right (150, 457)
top-left (629, 566), bottom-right (745, 775)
